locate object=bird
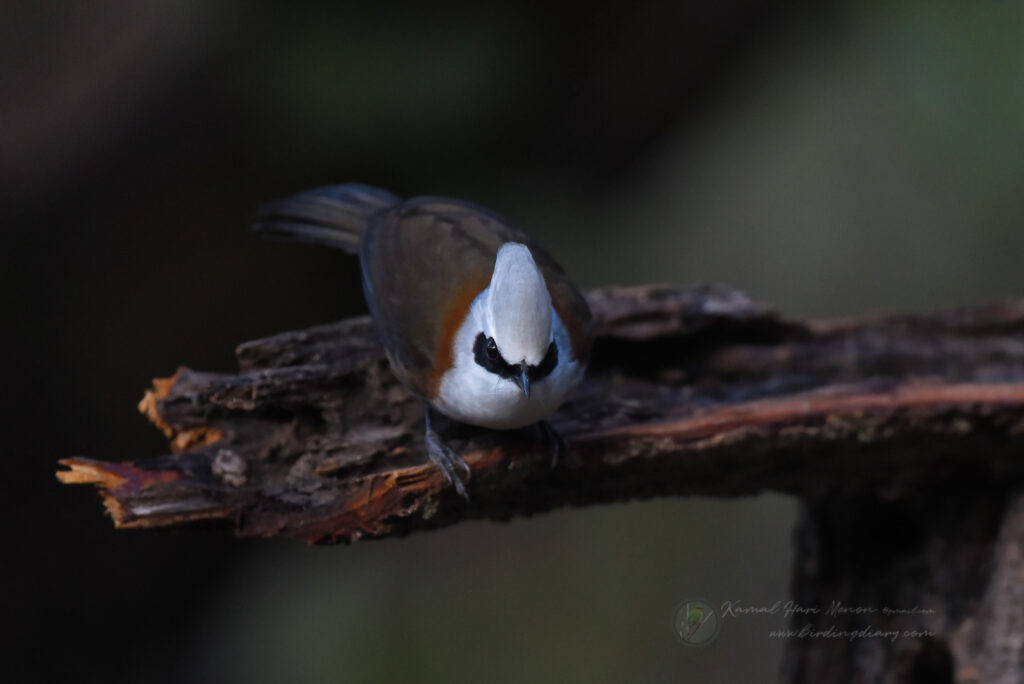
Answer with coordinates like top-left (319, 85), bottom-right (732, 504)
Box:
top-left (253, 184), bottom-right (594, 498)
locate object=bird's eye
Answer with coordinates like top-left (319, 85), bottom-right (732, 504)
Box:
top-left (485, 337), bottom-right (499, 360)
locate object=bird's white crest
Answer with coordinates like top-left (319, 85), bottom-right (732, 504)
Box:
top-left (484, 242), bottom-right (552, 365)
top-left (434, 240), bottom-right (584, 430)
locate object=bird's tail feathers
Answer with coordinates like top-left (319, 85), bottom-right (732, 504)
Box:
top-left (252, 184), bottom-right (401, 254)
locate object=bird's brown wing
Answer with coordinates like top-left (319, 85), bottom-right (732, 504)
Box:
top-left (359, 197), bottom-right (593, 398)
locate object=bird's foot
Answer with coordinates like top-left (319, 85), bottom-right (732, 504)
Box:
top-left (536, 420), bottom-right (565, 468)
top-left (425, 408), bottom-right (471, 500)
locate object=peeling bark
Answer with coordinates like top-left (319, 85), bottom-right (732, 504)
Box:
top-left (57, 284), bottom-right (1024, 682)
top-left (58, 285), bottom-right (1024, 542)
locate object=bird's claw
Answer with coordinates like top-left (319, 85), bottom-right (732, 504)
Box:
top-left (537, 420), bottom-right (565, 468)
top-left (426, 435), bottom-right (470, 500)
top-left (425, 408), bottom-right (471, 500)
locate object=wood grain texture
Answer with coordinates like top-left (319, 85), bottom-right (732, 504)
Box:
top-left (57, 285), bottom-right (1024, 544)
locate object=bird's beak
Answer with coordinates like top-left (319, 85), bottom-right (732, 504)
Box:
top-left (515, 362), bottom-right (531, 399)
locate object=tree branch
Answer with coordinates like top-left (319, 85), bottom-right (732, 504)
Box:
top-left (57, 285), bottom-right (1024, 544)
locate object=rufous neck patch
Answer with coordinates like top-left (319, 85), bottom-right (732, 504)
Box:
top-left (427, 280), bottom-right (488, 398)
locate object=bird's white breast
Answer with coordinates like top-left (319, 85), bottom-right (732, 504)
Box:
top-left (433, 293), bottom-right (585, 430)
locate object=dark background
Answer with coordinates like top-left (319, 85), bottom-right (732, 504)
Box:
top-left (6, 1), bottom-right (1024, 682)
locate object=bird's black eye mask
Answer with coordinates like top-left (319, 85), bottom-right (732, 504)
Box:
top-left (473, 333), bottom-right (558, 382)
